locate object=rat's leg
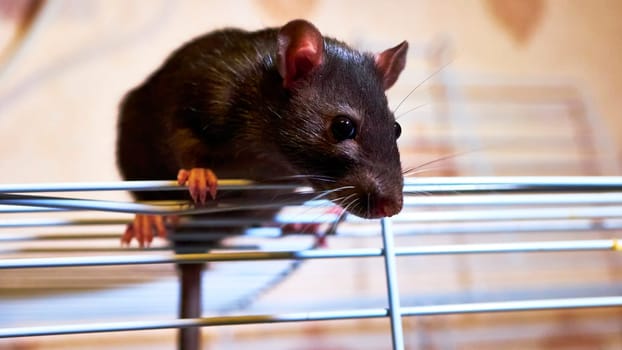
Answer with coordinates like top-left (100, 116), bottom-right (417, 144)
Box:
top-left (121, 214), bottom-right (167, 247)
top-left (177, 168), bottom-right (218, 205)
top-left (120, 168), bottom-right (215, 247)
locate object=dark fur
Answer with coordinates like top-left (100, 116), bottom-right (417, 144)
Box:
top-left (117, 22), bottom-right (405, 350)
top-left (117, 25), bottom-right (403, 217)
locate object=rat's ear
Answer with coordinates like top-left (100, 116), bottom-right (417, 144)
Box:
top-left (277, 19), bottom-right (324, 89)
top-left (375, 41), bottom-right (408, 90)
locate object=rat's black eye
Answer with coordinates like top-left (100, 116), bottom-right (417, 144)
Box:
top-left (331, 115), bottom-right (357, 141)
top-left (394, 122), bottom-right (402, 139)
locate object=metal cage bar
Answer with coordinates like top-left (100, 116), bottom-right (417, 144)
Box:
top-left (2, 296), bottom-right (622, 338)
top-left (2, 177), bottom-right (622, 349)
top-left (0, 238), bottom-right (620, 269)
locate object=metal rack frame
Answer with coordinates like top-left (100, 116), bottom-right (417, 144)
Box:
top-left (2, 177), bottom-right (622, 349)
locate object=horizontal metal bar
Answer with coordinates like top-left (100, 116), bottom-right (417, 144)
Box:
top-left (1, 177), bottom-right (622, 195)
top-left (396, 239), bottom-right (620, 255)
top-left (2, 177), bottom-right (622, 216)
top-left (403, 192), bottom-right (622, 206)
top-left (3, 203), bottom-right (622, 230)
top-left (2, 296), bottom-right (621, 338)
top-left (388, 206), bottom-right (622, 223)
top-left (2, 218), bottom-right (622, 244)
top-left (6, 191), bottom-right (622, 215)
top-left (0, 180), bottom-right (303, 193)
top-left (0, 204), bottom-right (66, 213)
top-left (0, 218), bottom-right (130, 228)
top-left (1, 220), bottom-right (618, 247)
top-left (1, 239), bottom-right (619, 269)
top-left (401, 296), bottom-right (622, 316)
top-left (0, 193), bottom-right (316, 215)
top-left (0, 309), bottom-right (388, 338)
top-left (403, 176), bottom-right (622, 194)
top-left (404, 176), bottom-right (622, 186)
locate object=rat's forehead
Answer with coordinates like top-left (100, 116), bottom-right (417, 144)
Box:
top-left (324, 42), bottom-right (367, 64)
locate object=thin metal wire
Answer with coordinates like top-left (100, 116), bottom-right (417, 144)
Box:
top-left (6, 191), bottom-right (622, 214)
top-left (3, 177), bottom-right (622, 343)
top-left (0, 193), bottom-right (314, 215)
top-left (1, 176), bottom-right (622, 194)
top-left (2, 219), bottom-right (622, 245)
top-left (2, 296), bottom-right (622, 338)
top-left (0, 179), bottom-right (295, 193)
top-left (2, 206), bottom-right (622, 231)
top-left (381, 218), bottom-right (404, 350)
top-left (403, 177), bottom-right (622, 194)
top-left (1, 239), bottom-right (619, 269)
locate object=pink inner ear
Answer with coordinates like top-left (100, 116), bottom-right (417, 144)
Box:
top-left (375, 41), bottom-right (409, 90)
top-left (287, 44), bottom-right (321, 83)
top-left (277, 20), bottom-right (324, 89)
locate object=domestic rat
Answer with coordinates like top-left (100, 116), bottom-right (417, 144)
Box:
top-left (116, 19), bottom-right (407, 349)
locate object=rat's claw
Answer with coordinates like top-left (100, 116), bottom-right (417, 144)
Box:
top-left (121, 223), bottom-right (134, 247)
top-left (121, 214), bottom-right (169, 247)
top-left (177, 169), bottom-right (190, 185)
top-left (177, 168), bottom-right (218, 205)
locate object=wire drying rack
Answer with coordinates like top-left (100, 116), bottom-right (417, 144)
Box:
top-left (2, 177), bottom-right (622, 349)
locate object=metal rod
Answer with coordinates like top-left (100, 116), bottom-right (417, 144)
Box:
top-left (3, 204), bottom-right (622, 229)
top-left (4, 218), bottom-right (621, 245)
top-left (401, 296), bottom-right (622, 316)
top-left (4, 191), bottom-right (622, 214)
top-left (340, 219), bottom-right (622, 237)
top-left (0, 309), bottom-right (388, 338)
top-left (2, 296), bottom-right (622, 338)
top-left (0, 180), bottom-right (300, 193)
top-left (0, 204), bottom-right (65, 213)
top-left (1, 239), bottom-right (619, 269)
top-left (0, 194), bottom-right (314, 215)
top-left (403, 192), bottom-right (622, 207)
top-left (404, 176), bottom-right (622, 187)
top-left (1, 176), bottom-right (622, 195)
top-left (403, 179), bottom-right (622, 194)
top-left (1, 218), bottom-right (621, 245)
top-left (381, 218), bottom-right (404, 350)
top-left (378, 206), bottom-right (622, 223)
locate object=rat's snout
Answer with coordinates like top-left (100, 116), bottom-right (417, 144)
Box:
top-left (368, 193), bottom-right (403, 218)
top-left (335, 172), bottom-right (404, 219)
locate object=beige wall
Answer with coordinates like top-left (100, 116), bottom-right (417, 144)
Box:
top-left (2, 2), bottom-right (622, 348)
top-left (0, 0), bottom-right (621, 184)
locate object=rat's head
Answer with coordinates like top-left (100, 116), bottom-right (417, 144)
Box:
top-left (274, 19), bottom-right (407, 219)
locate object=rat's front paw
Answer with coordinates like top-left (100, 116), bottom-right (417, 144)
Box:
top-left (177, 168), bottom-right (218, 205)
top-left (121, 214), bottom-right (168, 247)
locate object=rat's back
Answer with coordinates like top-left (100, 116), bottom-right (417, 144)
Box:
top-left (116, 27), bottom-right (280, 200)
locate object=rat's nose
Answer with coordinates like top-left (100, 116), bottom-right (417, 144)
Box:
top-left (369, 195), bottom-right (403, 218)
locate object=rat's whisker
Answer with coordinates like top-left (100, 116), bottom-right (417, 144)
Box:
top-left (392, 60), bottom-right (453, 114)
top-left (278, 174), bottom-right (337, 183)
top-left (300, 186), bottom-right (355, 203)
top-left (335, 193), bottom-right (357, 208)
top-left (396, 103), bottom-right (429, 120)
top-left (402, 164), bottom-right (452, 176)
top-left (405, 147), bottom-right (485, 174)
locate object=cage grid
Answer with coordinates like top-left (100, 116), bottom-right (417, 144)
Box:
top-left (1, 178), bottom-right (622, 349)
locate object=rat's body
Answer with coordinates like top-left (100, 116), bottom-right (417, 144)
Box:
top-left (117, 20), bottom-right (407, 350)
top-left (118, 28), bottom-right (295, 195)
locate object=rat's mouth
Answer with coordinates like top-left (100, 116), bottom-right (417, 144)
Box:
top-left (325, 187), bottom-right (403, 219)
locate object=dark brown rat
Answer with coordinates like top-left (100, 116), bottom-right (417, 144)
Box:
top-left (116, 19), bottom-right (407, 349)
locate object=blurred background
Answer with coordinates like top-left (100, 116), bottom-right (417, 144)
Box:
top-left (1, 0), bottom-right (622, 349)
